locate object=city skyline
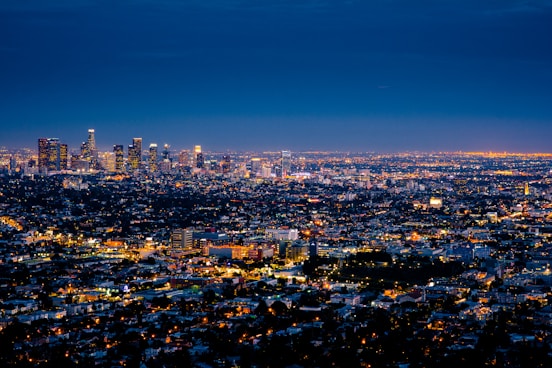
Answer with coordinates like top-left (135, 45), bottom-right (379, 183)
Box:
top-left (1, 1), bottom-right (552, 152)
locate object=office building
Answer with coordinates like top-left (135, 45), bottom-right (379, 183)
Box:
top-left (113, 145), bottom-right (124, 172)
top-left (80, 129), bottom-right (98, 169)
top-left (281, 150), bottom-right (291, 178)
top-left (221, 155), bottom-right (231, 174)
top-left (99, 152), bottom-right (116, 172)
top-left (128, 138), bottom-right (142, 170)
top-left (162, 144), bottom-right (170, 161)
top-left (47, 139), bottom-right (60, 171)
top-left (59, 143), bottom-right (68, 170)
top-left (170, 228), bottom-right (194, 253)
top-left (195, 145), bottom-right (204, 169)
top-left (87, 129), bottom-right (97, 168)
top-left (38, 138), bottom-right (64, 172)
top-left (38, 138), bottom-right (49, 171)
top-left (149, 143), bottom-right (158, 172)
top-left (179, 150), bottom-right (191, 168)
top-left (250, 158), bottom-right (261, 176)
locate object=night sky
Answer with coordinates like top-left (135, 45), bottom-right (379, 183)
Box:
top-left (1, 0), bottom-right (552, 152)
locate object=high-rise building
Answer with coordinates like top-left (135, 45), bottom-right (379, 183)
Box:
top-left (149, 143), bottom-right (158, 172)
top-left (250, 158), bottom-right (261, 176)
top-left (38, 138), bottom-right (65, 172)
top-left (8, 156), bottom-right (17, 173)
top-left (80, 141), bottom-right (90, 161)
top-left (46, 138), bottom-right (60, 171)
top-left (38, 138), bottom-right (49, 171)
top-left (99, 152), bottom-right (116, 172)
top-left (113, 145), bottom-right (124, 172)
top-left (159, 144), bottom-right (172, 172)
top-left (194, 145), bottom-right (204, 169)
top-left (87, 129), bottom-right (96, 152)
top-left (162, 144), bottom-right (170, 161)
top-left (281, 150), bottom-right (291, 178)
top-left (87, 129), bottom-right (99, 169)
top-left (178, 150), bottom-right (191, 168)
top-left (221, 155), bottom-right (231, 174)
top-left (59, 144), bottom-right (68, 170)
top-left (79, 129), bottom-right (99, 170)
top-left (128, 138), bottom-right (142, 170)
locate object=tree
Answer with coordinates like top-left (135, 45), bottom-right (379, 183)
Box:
top-left (270, 300), bottom-right (288, 316)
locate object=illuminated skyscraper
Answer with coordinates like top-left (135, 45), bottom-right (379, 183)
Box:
top-left (80, 141), bottom-right (90, 161)
top-left (8, 156), bottom-right (17, 173)
top-left (87, 129), bottom-right (96, 154)
top-left (221, 155), bottom-right (231, 174)
top-left (113, 145), bottom-right (124, 172)
top-left (281, 150), bottom-right (291, 178)
top-left (178, 150), bottom-right (191, 168)
top-left (38, 138), bottom-right (49, 171)
top-left (128, 138), bottom-right (142, 170)
top-left (159, 144), bottom-right (171, 172)
top-left (47, 140), bottom-right (59, 171)
top-left (38, 137), bottom-right (64, 172)
top-left (80, 129), bottom-right (99, 169)
top-left (87, 129), bottom-right (98, 169)
top-left (194, 145), bottom-right (204, 169)
top-left (162, 144), bottom-right (170, 161)
top-left (59, 143), bottom-right (68, 170)
top-left (149, 143), bottom-right (158, 172)
top-left (250, 158), bottom-right (261, 176)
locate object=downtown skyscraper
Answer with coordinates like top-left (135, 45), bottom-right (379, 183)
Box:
top-left (80, 129), bottom-right (99, 170)
top-left (149, 143), bottom-right (158, 173)
top-left (128, 138), bottom-right (142, 170)
top-left (281, 150), bottom-right (291, 178)
top-left (38, 138), bottom-right (67, 172)
top-left (113, 144), bottom-right (124, 172)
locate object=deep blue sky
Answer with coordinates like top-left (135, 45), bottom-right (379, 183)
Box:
top-left (1, 0), bottom-right (552, 152)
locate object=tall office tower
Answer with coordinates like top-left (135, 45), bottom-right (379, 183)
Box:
top-left (281, 150), bottom-right (291, 178)
top-left (179, 150), bottom-right (191, 167)
top-left (158, 143), bottom-right (171, 172)
top-left (162, 144), bottom-right (170, 161)
top-left (38, 138), bottom-right (49, 171)
top-left (128, 144), bottom-right (135, 169)
top-left (80, 141), bottom-right (90, 160)
top-left (149, 143), bottom-right (158, 172)
top-left (8, 156), bottom-right (17, 173)
top-left (194, 145), bottom-right (204, 169)
top-left (87, 129), bottom-right (96, 152)
top-left (113, 145), bottom-right (124, 172)
top-left (128, 138), bottom-right (142, 170)
top-left (59, 144), bottom-right (68, 170)
top-left (250, 157), bottom-right (261, 176)
top-left (221, 155), bottom-right (231, 174)
top-left (87, 129), bottom-right (99, 169)
top-left (98, 152), bottom-right (115, 172)
top-left (87, 129), bottom-right (96, 156)
top-left (46, 138), bottom-right (60, 171)
top-left (38, 138), bottom-right (63, 172)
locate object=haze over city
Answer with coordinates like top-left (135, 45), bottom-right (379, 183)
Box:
top-left (1, 0), bottom-right (552, 152)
